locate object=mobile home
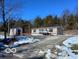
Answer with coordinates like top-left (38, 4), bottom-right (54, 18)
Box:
top-left (31, 26), bottom-right (63, 35)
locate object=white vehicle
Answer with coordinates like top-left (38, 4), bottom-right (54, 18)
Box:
top-left (14, 36), bottom-right (40, 45)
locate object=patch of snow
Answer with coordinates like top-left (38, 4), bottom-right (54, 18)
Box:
top-left (63, 36), bottom-right (78, 47)
top-left (57, 55), bottom-right (69, 59)
top-left (31, 34), bottom-right (43, 36)
top-left (56, 36), bottom-right (78, 59)
top-left (55, 45), bottom-right (62, 50)
top-left (45, 49), bottom-right (52, 59)
top-left (62, 46), bottom-right (77, 59)
top-left (14, 36), bottom-right (40, 45)
top-left (0, 35), bottom-right (4, 39)
top-left (0, 35), bottom-right (11, 40)
top-left (13, 54), bottom-right (24, 58)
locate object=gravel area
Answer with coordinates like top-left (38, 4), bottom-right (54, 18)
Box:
top-left (0, 35), bottom-right (75, 59)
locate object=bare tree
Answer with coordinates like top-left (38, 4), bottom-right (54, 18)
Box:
top-left (0, 0), bottom-right (6, 39)
top-left (63, 10), bottom-right (70, 25)
top-left (0, 0), bottom-right (24, 39)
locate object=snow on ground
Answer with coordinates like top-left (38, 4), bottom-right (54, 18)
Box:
top-left (0, 35), bottom-right (4, 39)
top-left (63, 36), bottom-right (78, 47)
top-left (57, 47), bottom-right (78, 59)
top-left (57, 36), bottom-right (78, 59)
top-left (0, 35), bottom-right (11, 39)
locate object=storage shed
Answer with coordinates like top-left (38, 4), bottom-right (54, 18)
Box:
top-left (10, 27), bottom-right (22, 36)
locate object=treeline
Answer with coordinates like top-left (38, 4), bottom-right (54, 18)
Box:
top-left (0, 10), bottom-right (78, 33)
top-left (33, 14), bottom-right (78, 30)
top-left (33, 10), bottom-right (78, 30)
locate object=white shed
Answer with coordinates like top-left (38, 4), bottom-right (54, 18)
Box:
top-left (10, 27), bottom-right (22, 36)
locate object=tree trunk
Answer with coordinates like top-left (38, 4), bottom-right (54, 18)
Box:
top-left (2, 0), bottom-right (6, 39)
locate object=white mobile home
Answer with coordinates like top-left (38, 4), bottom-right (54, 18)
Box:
top-left (31, 26), bottom-right (63, 35)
